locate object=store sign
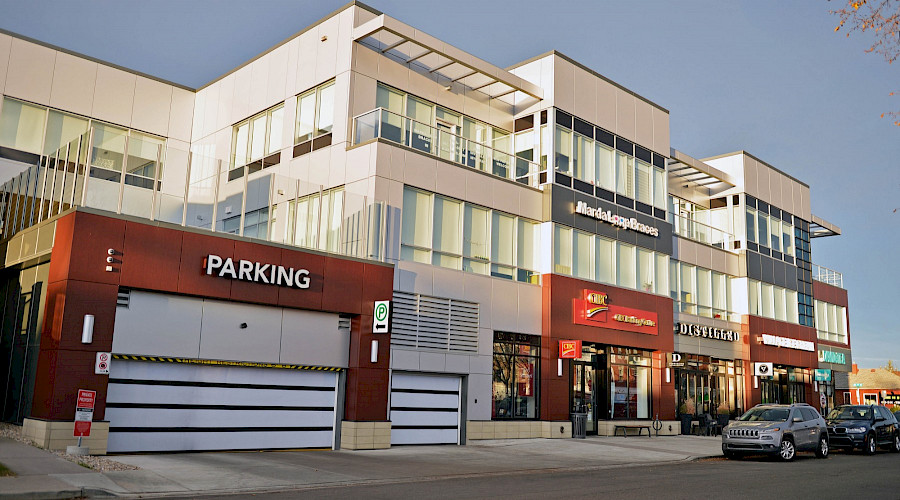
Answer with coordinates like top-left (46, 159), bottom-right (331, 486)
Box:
top-left (818, 349), bottom-right (846, 365)
top-left (883, 393), bottom-right (900, 405)
top-left (574, 201), bottom-right (660, 237)
top-left (814, 369), bottom-right (832, 382)
top-left (760, 334), bottom-right (814, 352)
top-left (668, 353), bottom-right (685, 368)
top-left (204, 255), bottom-right (310, 289)
top-left (559, 340), bottom-right (582, 359)
top-left (73, 389), bottom-right (95, 437)
top-left (676, 323), bottom-right (740, 343)
top-left (754, 362), bottom-right (773, 377)
top-left (574, 289), bottom-right (658, 335)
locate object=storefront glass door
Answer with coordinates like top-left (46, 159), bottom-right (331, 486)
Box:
top-left (572, 361), bottom-right (597, 434)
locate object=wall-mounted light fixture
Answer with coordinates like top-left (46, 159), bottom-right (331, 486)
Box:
top-left (557, 359), bottom-right (563, 377)
top-left (665, 367), bottom-right (671, 384)
top-left (82, 315), bottom-right (94, 344)
top-left (371, 340), bottom-right (379, 363)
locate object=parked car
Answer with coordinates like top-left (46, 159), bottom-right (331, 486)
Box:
top-left (722, 403), bottom-right (829, 461)
top-left (826, 405), bottom-right (900, 454)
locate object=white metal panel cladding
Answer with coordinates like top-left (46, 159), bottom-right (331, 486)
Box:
top-left (391, 291), bottom-right (478, 353)
top-left (106, 359), bottom-right (338, 453)
top-left (390, 372), bottom-right (461, 445)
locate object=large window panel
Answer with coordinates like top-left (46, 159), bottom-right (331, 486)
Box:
top-left (555, 126), bottom-right (572, 175)
top-left (432, 195), bottom-right (462, 269)
top-left (595, 142), bottom-right (615, 191)
top-left (712, 272), bottom-right (726, 316)
top-left (637, 248), bottom-right (653, 292)
top-left (635, 160), bottom-right (652, 205)
top-left (315, 82), bottom-right (335, 136)
top-left (680, 264), bottom-right (696, 314)
top-left (653, 167), bottom-right (666, 210)
top-left (463, 204), bottom-right (489, 274)
top-left (761, 283), bottom-right (774, 318)
top-left (401, 187), bottom-right (431, 250)
top-left (296, 91), bottom-right (317, 143)
top-left (596, 236), bottom-right (615, 284)
top-left (573, 230), bottom-right (594, 280)
top-left (617, 242), bottom-right (636, 289)
top-left (770, 217), bottom-right (781, 252)
top-left (749, 280), bottom-right (761, 316)
top-left (746, 208), bottom-right (757, 244)
top-left (491, 211), bottom-right (515, 278)
top-left (616, 152), bottom-right (634, 198)
top-left (757, 212), bottom-right (768, 247)
top-left (44, 110), bottom-right (88, 155)
top-left (516, 219), bottom-right (539, 282)
top-left (654, 254), bottom-right (668, 295)
top-left (0, 98), bottom-right (45, 154)
top-left (267, 106), bottom-right (284, 154)
top-left (554, 225), bottom-right (573, 275)
top-left (774, 287), bottom-right (786, 321)
top-left (697, 268), bottom-right (712, 317)
top-left (573, 133), bottom-right (592, 183)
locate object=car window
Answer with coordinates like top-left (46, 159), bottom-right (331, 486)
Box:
top-left (877, 407), bottom-right (893, 420)
top-left (827, 406), bottom-right (872, 420)
top-left (739, 407), bottom-right (789, 422)
top-left (800, 408), bottom-right (818, 421)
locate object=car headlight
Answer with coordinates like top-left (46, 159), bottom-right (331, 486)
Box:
top-left (846, 427), bottom-right (867, 434)
top-left (761, 427), bottom-right (781, 433)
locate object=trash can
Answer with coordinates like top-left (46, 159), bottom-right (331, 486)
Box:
top-left (571, 412), bottom-right (587, 439)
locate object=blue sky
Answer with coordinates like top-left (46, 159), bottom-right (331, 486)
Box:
top-left (1, 0), bottom-right (897, 366)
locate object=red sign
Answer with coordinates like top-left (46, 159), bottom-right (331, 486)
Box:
top-left (559, 340), bottom-right (582, 359)
top-left (573, 289), bottom-right (658, 335)
top-left (74, 389), bottom-right (96, 437)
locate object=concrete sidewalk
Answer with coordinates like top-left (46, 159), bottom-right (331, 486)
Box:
top-left (0, 435), bottom-right (723, 499)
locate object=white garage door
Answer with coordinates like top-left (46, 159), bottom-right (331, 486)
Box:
top-left (106, 359), bottom-right (339, 453)
top-left (390, 372), bottom-right (461, 445)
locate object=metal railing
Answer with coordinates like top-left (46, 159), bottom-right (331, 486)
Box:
top-left (352, 107), bottom-right (546, 188)
top-left (669, 212), bottom-right (735, 252)
top-left (812, 263), bottom-right (843, 288)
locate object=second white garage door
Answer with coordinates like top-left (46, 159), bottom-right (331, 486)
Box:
top-left (390, 372), bottom-right (461, 445)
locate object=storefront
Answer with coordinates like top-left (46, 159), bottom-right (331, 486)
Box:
top-left (747, 316), bottom-right (819, 409)
top-left (816, 345), bottom-right (852, 414)
top-left (542, 275), bottom-right (674, 432)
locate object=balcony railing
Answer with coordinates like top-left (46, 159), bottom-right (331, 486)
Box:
top-left (812, 263), bottom-right (843, 288)
top-left (670, 212), bottom-right (735, 251)
top-left (352, 108), bottom-right (546, 188)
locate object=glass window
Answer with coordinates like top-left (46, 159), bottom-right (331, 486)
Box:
top-left (616, 152), bottom-right (634, 198)
top-left (517, 218), bottom-right (539, 271)
top-left (655, 254), bottom-right (668, 295)
top-left (267, 106), bottom-right (284, 154)
top-left (573, 133), bottom-right (593, 182)
top-left (669, 260), bottom-right (678, 300)
top-left (635, 160), bottom-right (652, 205)
top-left (786, 290), bottom-right (799, 324)
top-left (774, 287), bottom-right (786, 321)
top-left (555, 126), bottom-right (571, 174)
top-left (757, 212), bottom-right (768, 248)
top-left (250, 114), bottom-right (267, 161)
top-left (554, 225), bottom-right (572, 275)
top-left (296, 91), bottom-right (317, 142)
top-left (492, 333), bottom-right (540, 419)
top-left (782, 222), bottom-right (793, 255)
top-left (432, 195), bottom-right (462, 269)
top-left (463, 204), bottom-right (489, 274)
top-left (770, 217), bottom-right (781, 252)
top-left (44, 110), bottom-right (88, 155)
top-left (697, 268), bottom-right (712, 317)
top-left (746, 208), bottom-right (756, 244)
top-left (316, 82), bottom-right (335, 136)
top-left (539, 125), bottom-right (549, 169)
top-left (401, 187), bottom-right (431, 250)
top-left (653, 167), bottom-right (666, 210)
top-left (617, 242), bottom-right (636, 289)
top-left (595, 142), bottom-right (614, 191)
top-left (610, 350), bottom-right (652, 419)
top-left (573, 230), bottom-right (593, 280)
top-left (749, 280), bottom-right (761, 316)
top-left (681, 264), bottom-right (696, 313)
top-left (491, 212), bottom-right (515, 265)
top-left (596, 236), bottom-right (615, 284)
top-left (637, 248), bottom-right (653, 292)
top-left (712, 272), bottom-right (727, 315)
top-left (0, 98), bottom-right (45, 154)
top-left (761, 283), bottom-right (774, 318)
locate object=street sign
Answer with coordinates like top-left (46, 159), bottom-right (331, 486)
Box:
top-left (853, 383), bottom-right (863, 388)
top-left (558, 340), bottom-right (582, 359)
top-left (820, 393), bottom-right (827, 408)
top-left (95, 352), bottom-right (110, 375)
top-left (373, 300), bottom-right (390, 333)
top-left (814, 369), bottom-right (831, 382)
top-left (74, 389), bottom-right (96, 437)
top-left (754, 362), bottom-right (773, 377)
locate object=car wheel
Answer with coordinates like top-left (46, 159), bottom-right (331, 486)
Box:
top-left (816, 434), bottom-right (829, 459)
top-left (865, 434), bottom-right (877, 455)
top-left (892, 433), bottom-right (900, 453)
top-left (779, 437), bottom-right (796, 461)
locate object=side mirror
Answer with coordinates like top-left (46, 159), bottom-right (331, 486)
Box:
top-left (792, 416), bottom-right (803, 423)
top-left (876, 416), bottom-right (886, 422)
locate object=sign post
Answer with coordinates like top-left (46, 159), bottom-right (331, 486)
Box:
top-left (72, 389), bottom-right (95, 454)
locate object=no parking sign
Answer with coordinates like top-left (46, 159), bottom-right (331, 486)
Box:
top-left (95, 352), bottom-right (110, 375)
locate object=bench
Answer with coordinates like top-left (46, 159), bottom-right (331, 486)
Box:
top-left (613, 425), bottom-right (652, 437)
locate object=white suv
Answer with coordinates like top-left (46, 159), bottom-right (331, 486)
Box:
top-left (722, 403), bottom-right (829, 461)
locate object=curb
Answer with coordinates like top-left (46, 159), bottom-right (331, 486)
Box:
top-left (0, 488), bottom-right (86, 500)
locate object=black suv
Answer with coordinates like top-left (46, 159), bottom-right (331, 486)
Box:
top-left (826, 405), bottom-right (900, 454)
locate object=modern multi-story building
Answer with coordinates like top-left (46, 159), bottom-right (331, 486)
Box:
top-left (0, 1), bottom-right (851, 454)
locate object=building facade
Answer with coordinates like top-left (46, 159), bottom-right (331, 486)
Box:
top-left (0, 1), bottom-right (852, 453)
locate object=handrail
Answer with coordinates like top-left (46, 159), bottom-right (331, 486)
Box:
top-left (352, 107), bottom-right (546, 189)
top-left (812, 263), bottom-right (843, 288)
top-left (669, 212), bottom-right (734, 252)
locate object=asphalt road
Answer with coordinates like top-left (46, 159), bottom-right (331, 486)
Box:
top-left (162, 449), bottom-right (900, 500)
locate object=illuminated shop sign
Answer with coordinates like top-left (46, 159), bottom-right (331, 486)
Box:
top-left (676, 323), bottom-right (740, 343)
top-left (204, 254), bottom-right (310, 289)
top-left (760, 334), bottom-right (814, 352)
top-left (559, 340), bottom-right (582, 359)
top-left (574, 201), bottom-right (660, 237)
top-left (818, 349), bottom-right (846, 365)
top-left (573, 289), bottom-right (658, 335)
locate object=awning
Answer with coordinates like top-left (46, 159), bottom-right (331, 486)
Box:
top-left (668, 149), bottom-right (737, 195)
top-left (810, 214), bottom-right (841, 237)
top-left (353, 15), bottom-right (543, 103)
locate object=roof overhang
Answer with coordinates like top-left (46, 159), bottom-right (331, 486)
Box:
top-left (668, 149), bottom-right (737, 196)
top-left (353, 15), bottom-right (544, 102)
top-left (810, 214), bottom-right (841, 238)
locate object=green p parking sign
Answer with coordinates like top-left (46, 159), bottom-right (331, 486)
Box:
top-left (373, 300), bottom-right (390, 333)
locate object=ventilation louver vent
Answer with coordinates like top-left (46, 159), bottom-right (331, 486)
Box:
top-left (116, 289), bottom-right (131, 308)
top-left (390, 291), bottom-right (478, 353)
top-left (338, 314), bottom-right (352, 333)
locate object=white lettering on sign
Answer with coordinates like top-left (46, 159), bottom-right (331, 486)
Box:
top-left (575, 201), bottom-right (660, 237)
top-left (760, 334), bottom-right (814, 352)
top-left (205, 255), bottom-right (310, 289)
top-left (676, 323), bottom-right (740, 342)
